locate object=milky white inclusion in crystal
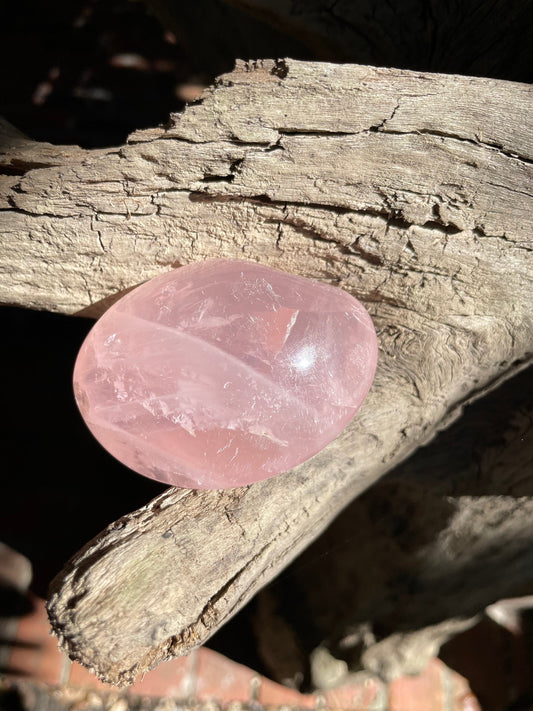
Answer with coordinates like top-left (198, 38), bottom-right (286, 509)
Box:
top-left (73, 259), bottom-right (378, 489)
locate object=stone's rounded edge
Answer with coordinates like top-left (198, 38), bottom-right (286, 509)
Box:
top-left (110, 257), bottom-right (371, 317)
top-left (72, 258), bottom-right (379, 490)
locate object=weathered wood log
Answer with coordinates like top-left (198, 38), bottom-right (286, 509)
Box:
top-left (253, 366), bottom-right (533, 686)
top-left (1, 60), bottom-right (532, 685)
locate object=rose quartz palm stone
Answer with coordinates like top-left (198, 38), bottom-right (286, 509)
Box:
top-left (73, 259), bottom-right (378, 489)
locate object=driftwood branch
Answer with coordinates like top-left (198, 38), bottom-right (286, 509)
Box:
top-left (1, 60), bottom-right (532, 685)
top-left (255, 366), bottom-right (533, 686)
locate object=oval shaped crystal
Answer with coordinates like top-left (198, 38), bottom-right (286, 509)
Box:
top-left (73, 259), bottom-right (378, 489)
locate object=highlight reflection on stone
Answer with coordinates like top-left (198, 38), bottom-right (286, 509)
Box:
top-left (73, 259), bottom-right (378, 489)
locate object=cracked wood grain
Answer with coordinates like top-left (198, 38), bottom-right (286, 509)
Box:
top-left (1, 60), bottom-right (532, 685)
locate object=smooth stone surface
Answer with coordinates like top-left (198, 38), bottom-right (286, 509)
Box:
top-left (73, 259), bottom-right (378, 489)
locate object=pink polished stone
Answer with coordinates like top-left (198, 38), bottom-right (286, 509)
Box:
top-left (73, 259), bottom-right (378, 489)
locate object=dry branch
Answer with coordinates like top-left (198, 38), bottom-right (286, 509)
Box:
top-left (255, 366), bottom-right (533, 685)
top-left (1, 60), bottom-right (532, 685)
